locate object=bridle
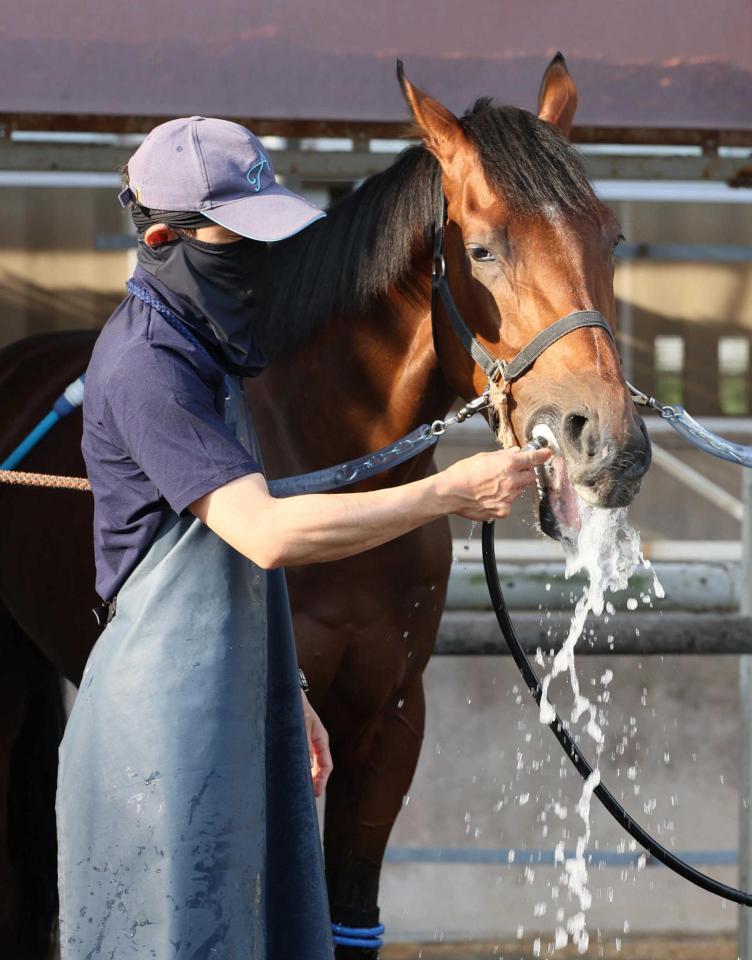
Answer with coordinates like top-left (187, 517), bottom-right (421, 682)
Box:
top-left (430, 196), bottom-right (616, 420)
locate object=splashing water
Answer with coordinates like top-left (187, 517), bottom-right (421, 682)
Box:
top-left (536, 502), bottom-right (660, 953)
top-left (539, 505), bottom-right (642, 734)
top-left (463, 520), bottom-right (478, 552)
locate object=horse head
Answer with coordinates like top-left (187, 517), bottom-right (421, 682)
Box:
top-left (398, 55), bottom-right (651, 541)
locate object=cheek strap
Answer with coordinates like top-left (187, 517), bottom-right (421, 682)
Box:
top-left (433, 268), bottom-right (615, 387)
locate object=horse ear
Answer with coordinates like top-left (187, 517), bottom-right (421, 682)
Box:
top-left (538, 52), bottom-right (578, 140)
top-left (397, 61), bottom-right (465, 165)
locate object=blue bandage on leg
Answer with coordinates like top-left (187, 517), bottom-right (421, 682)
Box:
top-left (331, 922), bottom-right (385, 950)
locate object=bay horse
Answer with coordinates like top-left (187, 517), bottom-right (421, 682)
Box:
top-left (0, 56), bottom-right (649, 958)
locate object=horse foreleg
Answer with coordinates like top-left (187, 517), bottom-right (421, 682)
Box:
top-left (0, 618), bottom-right (64, 960)
top-left (325, 675), bottom-right (426, 960)
top-left (0, 669), bottom-right (26, 955)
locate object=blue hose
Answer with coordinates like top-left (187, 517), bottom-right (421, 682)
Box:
top-left (1, 374), bottom-right (86, 470)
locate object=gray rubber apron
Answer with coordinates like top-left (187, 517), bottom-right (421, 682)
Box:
top-left (57, 375), bottom-right (333, 960)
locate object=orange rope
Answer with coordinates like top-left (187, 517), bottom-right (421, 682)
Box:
top-left (0, 469), bottom-right (91, 491)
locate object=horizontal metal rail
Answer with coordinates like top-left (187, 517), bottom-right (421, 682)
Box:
top-left (384, 846), bottom-right (740, 868)
top-left (447, 561), bottom-right (740, 612)
top-left (453, 538), bottom-right (743, 562)
top-left (618, 242), bottom-right (752, 262)
top-left (435, 611), bottom-right (752, 656)
top-left (2, 139), bottom-right (752, 184)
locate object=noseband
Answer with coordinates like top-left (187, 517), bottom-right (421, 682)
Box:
top-left (430, 198), bottom-right (615, 391)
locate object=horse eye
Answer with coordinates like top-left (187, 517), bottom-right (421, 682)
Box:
top-left (468, 245), bottom-right (496, 263)
top-left (613, 233), bottom-right (626, 251)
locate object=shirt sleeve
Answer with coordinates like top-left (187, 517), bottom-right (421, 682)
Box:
top-left (104, 341), bottom-right (262, 515)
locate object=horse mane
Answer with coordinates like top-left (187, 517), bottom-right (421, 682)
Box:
top-left (256, 99), bottom-right (597, 360)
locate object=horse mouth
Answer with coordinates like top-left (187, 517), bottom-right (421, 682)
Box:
top-left (529, 421), bottom-right (643, 543)
top-left (529, 423), bottom-right (580, 544)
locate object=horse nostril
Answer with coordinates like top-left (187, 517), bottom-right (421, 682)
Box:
top-left (566, 414), bottom-right (587, 444)
top-left (563, 412), bottom-right (599, 458)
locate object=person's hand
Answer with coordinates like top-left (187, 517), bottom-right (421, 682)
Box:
top-left (301, 691), bottom-right (333, 797)
top-left (438, 446), bottom-right (551, 521)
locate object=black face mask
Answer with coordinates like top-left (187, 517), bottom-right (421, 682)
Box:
top-left (173, 232), bottom-right (260, 307)
top-left (136, 233), bottom-right (267, 376)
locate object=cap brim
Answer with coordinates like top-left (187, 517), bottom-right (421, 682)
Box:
top-left (205, 184), bottom-right (325, 242)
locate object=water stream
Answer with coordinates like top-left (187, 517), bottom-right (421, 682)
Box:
top-left (536, 502), bottom-right (663, 953)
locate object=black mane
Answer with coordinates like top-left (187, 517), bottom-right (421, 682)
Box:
top-left (256, 100), bottom-right (597, 359)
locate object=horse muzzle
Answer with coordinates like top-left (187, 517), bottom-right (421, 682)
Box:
top-left (526, 407), bottom-right (652, 541)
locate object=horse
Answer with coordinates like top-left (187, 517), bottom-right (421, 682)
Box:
top-left (0, 55), bottom-right (650, 958)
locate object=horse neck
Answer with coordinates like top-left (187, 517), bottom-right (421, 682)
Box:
top-left (253, 246), bottom-right (457, 474)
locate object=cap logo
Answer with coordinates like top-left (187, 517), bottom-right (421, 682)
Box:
top-left (246, 154), bottom-right (270, 192)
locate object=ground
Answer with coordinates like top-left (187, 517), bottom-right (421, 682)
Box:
top-left (382, 935), bottom-right (737, 959)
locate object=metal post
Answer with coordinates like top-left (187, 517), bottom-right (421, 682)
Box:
top-left (616, 202), bottom-right (635, 387)
top-left (738, 467), bottom-right (752, 957)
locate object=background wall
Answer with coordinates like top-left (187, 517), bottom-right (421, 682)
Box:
top-left (0, 186), bottom-right (129, 345)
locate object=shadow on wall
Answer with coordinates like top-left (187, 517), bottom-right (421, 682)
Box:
top-left (0, 270), bottom-right (120, 349)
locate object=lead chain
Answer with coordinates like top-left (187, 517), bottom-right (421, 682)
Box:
top-left (626, 382), bottom-right (679, 420)
top-left (429, 389), bottom-right (492, 437)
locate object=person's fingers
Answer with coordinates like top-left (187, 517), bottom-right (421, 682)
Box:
top-left (312, 750), bottom-right (332, 796)
top-left (305, 713), bottom-right (315, 767)
top-left (508, 468), bottom-right (537, 487)
top-left (510, 447), bottom-right (552, 468)
top-left (310, 717), bottom-right (333, 797)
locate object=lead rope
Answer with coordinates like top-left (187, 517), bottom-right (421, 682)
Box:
top-left (0, 470), bottom-right (91, 491)
top-left (0, 394), bottom-right (492, 494)
top-left (628, 381), bottom-right (752, 468)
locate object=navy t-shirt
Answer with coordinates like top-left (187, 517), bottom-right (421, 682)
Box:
top-left (83, 269), bottom-right (262, 600)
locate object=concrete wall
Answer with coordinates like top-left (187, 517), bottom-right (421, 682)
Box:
top-left (378, 653), bottom-right (741, 944)
top-left (0, 186), bottom-right (130, 345)
top-left (611, 198), bottom-right (752, 417)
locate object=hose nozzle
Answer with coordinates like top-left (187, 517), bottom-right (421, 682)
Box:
top-left (524, 437), bottom-right (549, 452)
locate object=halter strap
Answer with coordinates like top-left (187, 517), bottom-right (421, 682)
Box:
top-left (501, 309), bottom-right (614, 383)
top-left (431, 197), bottom-right (615, 385)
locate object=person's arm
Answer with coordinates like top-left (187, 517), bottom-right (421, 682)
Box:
top-left (189, 446), bottom-right (550, 569)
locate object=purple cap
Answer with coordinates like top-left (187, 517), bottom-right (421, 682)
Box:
top-left (120, 116), bottom-right (325, 242)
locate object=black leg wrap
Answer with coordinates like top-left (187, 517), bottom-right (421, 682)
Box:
top-left (330, 903), bottom-right (381, 929)
top-left (335, 945), bottom-right (380, 960)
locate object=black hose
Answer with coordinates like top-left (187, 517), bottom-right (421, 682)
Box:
top-left (481, 519), bottom-right (752, 906)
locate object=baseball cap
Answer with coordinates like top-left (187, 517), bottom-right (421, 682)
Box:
top-left (118, 116), bottom-right (325, 242)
